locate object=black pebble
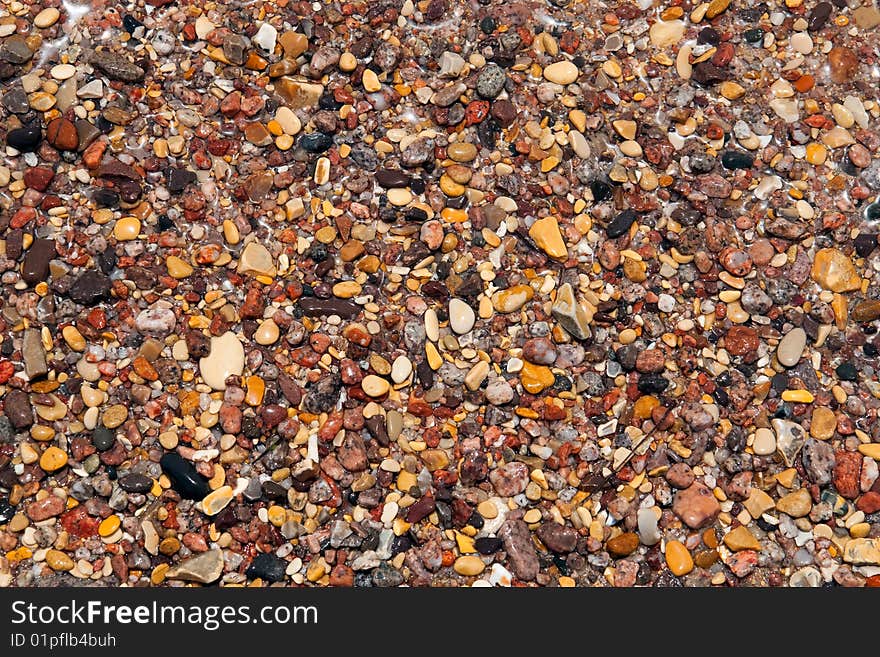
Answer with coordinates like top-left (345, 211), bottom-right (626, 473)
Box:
top-left (835, 362), bottom-right (858, 381)
top-left (771, 372), bottom-right (789, 392)
top-left (744, 28), bottom-right (764, 44)
top-left (298, 132), bottom-right (334, 153)
top-left (637, 374), bottom-right (669, 394)
top-left (606, 209), bottom-right (637, 238)
top-left (698, 27), bottom-right (720, 45)
top-left (245, 553), bottom-right (287, 583)
top-left (721, 150), bottom-right (755, 170)
top-left (122, 14), bottom-right (143, 34)
top-left (91, 427), bottom-right (116, 452)
top-left (0, 498), bottom-right (14, 524)
top-left (160, 453), bottom-right (210, 499)
top-left (118, 473), bottom-right (152, 494)
top-left (475, 537), bottom-right (502, 554)
top-left (590, 179), bottom-right (612, 202)
top-left (6, 124), bottom-right (41, 152)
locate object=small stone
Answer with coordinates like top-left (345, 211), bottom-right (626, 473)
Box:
top-left (361, 375), bottom-right (390, 397)
top-left (34, 8), bottom-right (61, 28)
top-left (454, 555), bottom-right (485, 576)
top-left (537, 523), bottom-right (578, 553)
top-left (529, 216), bottom-right (568, 259)
top-left (551, 283), bottom-right (592, 341)
top-left (253, 23), bottom-right (278, 51)
top-left (113, 216), bottom-right (141, 241)
top-left (489, 461), bottom-right (529, 497)
top-left (22, 328), bottom-right (47, 381)
top-left (744, 489), bottom-right (775, 519)
top-left (752, 427), bottom-right (776, 456)
top-left (650, 20), bottom-right (685, 47)
top-left (637, 508), bottom-right (661, 545)
top-left (476, 64), bottom-right (506, 99)
top-left (776, 328), bottom-right (806, 367)
top-left (6, 124), bottom-right (41, 152)
top-left (255, 319), bottom-right (280, 345)
top-left (843, 538), bottom-right (880, 566)
top-left (773, 418), bottom-right (807, 466)
top-left (519, 361), bottom-right (555, 394)
top-left (665, 540), bottom-right (693, 576)
top-left (492, 285), bottom-right (534, 313)
top-left (672, 483), bottom-right (720, 529)
top-left (776, 488), bottom-right (812, 517)
top-left (45, 117), bottom-right (78, 151)
top-left (68, 271), bottom-right (112, 306)
top-left (237, 242), bottom-right (276, 277)
top-left (499, 519), bottom-right (539, 582)
top-left (543, 60), bottom-right (579, 85)
top-left (90, 50), bottom-right (146, 82)
top-left (810, 407), bottom-right (836, 440)
top-left (201, 486), bottom-right (234, 516)
top-left (448, 298), bottom-right (476, 334)
top-left (166, 255), bottom-right (193, 279)
top-left (246, 553), bottom-right (287, 583)
top-left (165, 550), bottom-right (225, 584)
top-left (606, 532), bottom-right (639, 557)
top-left (199, 331), bottom-right (245, 391)
top-left (828, 46), bottom-right (858, 84)
top-left (39, 446), bottom-right (68, 472)
top-left (160, 453), bottom-right (210, 500)
top-left (439, 51), bottom-right (465, 78)
top-left (606, 209), bottom-right (637, 238)
top-left (723, 526), bottom-right (760, 551)
top-left (45, 549), bottom-right (74, 571)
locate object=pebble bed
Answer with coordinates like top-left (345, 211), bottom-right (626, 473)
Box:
top-left (1, 0), bottom-right (880, 588)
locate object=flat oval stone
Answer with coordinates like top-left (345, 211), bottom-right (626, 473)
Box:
top-left (375, 169), bottom-right (411, 188)
top-left (119, 473), bottom-right (152, 493)
top-left (777, 327), bottom-right (806, 367)
top-left (721, 150), bottom-right (755, 170)
top-left (297, 297), bottom-right (361, 319)
top-left (543, 60), bottom-right (579, 85)
top-left (22, 238), bottom-right (55, 286)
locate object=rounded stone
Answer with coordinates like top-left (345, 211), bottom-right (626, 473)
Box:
top-left (199, 331), bottom-right (245, 391)
top-left (777, 328), bottom-right (807, 367)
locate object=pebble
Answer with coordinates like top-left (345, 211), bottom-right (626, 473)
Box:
top-left (164, 550), bottom-right (224, 584)
top-left (543, 60), bottom-right (579, 85)
top-left (448, 298), bottom-right (475, 334)
top-left (665, 541), bottom-right (693, 576)
top-left (34, 8), bottom-right (60, 28)
top-left (777, 328), bottom-right (806, 367)
top-left (199, 331), bottom-right (245, 390)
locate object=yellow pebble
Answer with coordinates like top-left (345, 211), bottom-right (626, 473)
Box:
top-left (39, 446), bottom-right (68, 472)
top-left (665, 540), bottom-right (694, 576)
top-left (805, 142), bottom-right (827, 166)
top-left (113, 216), bottom-right (141, 241)
top-left (62, 325), bottom-right (86, 351)
top-left (781, 389), bottom-right (814, 403)
top-left (362, 69), bottom-right (381, 92)
top-left (453, 555), bottom-right (485, 576)
top-left (267, 505), bottom-right (286, 527)
top-left (98, 515), bottom-right (121, 537)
